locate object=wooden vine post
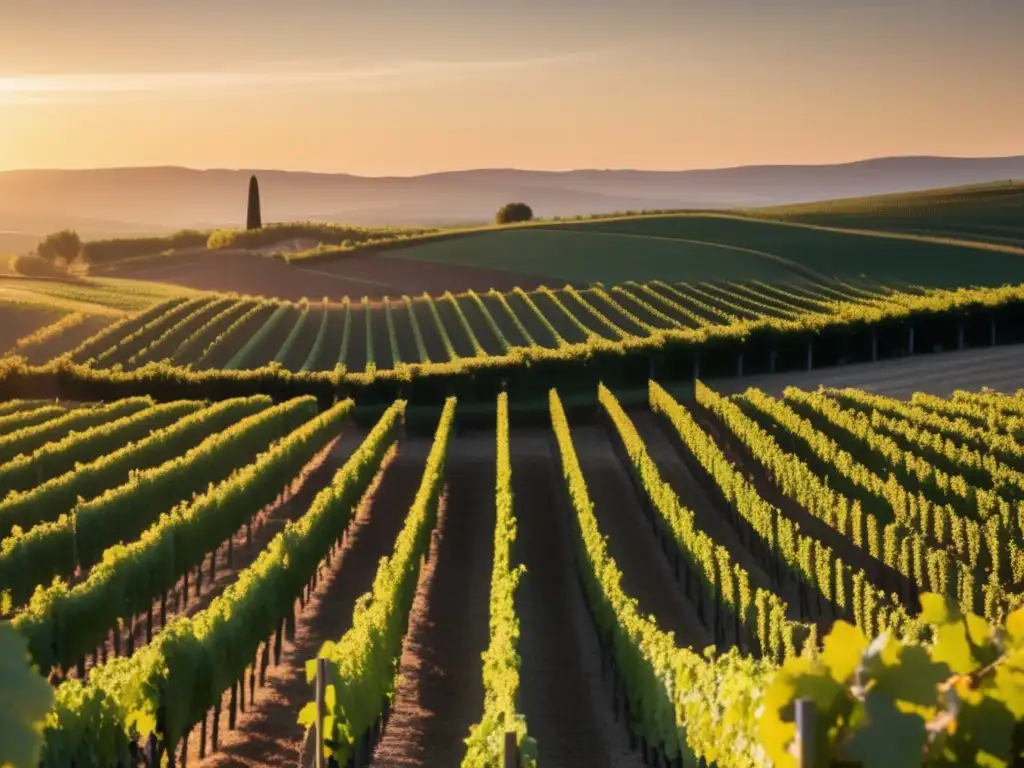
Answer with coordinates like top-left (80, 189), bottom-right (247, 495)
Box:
top-left (795, 697), bottom-right (816, 768)
top-left (504, 731), bottom-right (518, 768)
top-left (315, 657), bottom-right (328, 768)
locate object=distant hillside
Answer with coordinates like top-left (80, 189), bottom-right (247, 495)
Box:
top-left (1, 155), bottom-right (1023, 243)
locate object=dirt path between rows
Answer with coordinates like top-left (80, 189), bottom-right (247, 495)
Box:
top-left (511, 432), bottom-right (645, 768)
top-left (572, 424), bottom-right (711, 650)
top-left (706, 343), bottom-right (1024, 399)
top-left (371, 435), bottom-right (495, 766)
top-left (688, 403), bottom-right (913, 618)
top-left (193, 437), bottom-right (432, 768)
top-left (629, 410), bottom-right (778, 608)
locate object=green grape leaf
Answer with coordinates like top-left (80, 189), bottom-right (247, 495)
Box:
top-left (989, 666), bottom-right (1024, 720)
top-left (821, 621), bottom-right (868, 684)
top-left (844, 690), bottom-right (927, 768)
top-left (1005, 606), bottom-right (1024, 645)
top-left (874, 645), bottom-right (950, 708)
top-left (933, 619), bottom-right (977, 675)
top-left (297, 701), bottom-right (317, 728)
top-left (920, 593), bottom-right (956, 625)
top-left (0, 622), bottom-right (54, 768)
top-left (955, 688), bottom-right (1016, 768)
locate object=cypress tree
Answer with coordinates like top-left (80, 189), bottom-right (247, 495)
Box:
top-left (246, 175), bottom-right (262, 231)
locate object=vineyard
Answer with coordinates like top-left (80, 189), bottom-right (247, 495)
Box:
top-left (7, 278), bottom-right (901, 374)
top-left (3, 275), bottom-right (1024, 415)
top-left (4, 373), bottom-right (1024, 767)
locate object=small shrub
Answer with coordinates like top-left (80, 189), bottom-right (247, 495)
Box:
top-left (495, 203), bottom-right (533, 225)
top-left (12, 253), bottom-right (70, 278)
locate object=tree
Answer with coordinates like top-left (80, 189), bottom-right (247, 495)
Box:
top-left (36, 230), bottom-right (81, 263)
top-left (246, 175), bottom-right (262, 230)
top-left (495, 202), bottom-right (533, 225)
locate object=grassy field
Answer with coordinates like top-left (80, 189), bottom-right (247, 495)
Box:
top-left (746, 180), bottom-right (1024, 241)
top-left (381, 227), bottom-right (801, 284)
top-left (385, 207), bottom-right (1024, 288)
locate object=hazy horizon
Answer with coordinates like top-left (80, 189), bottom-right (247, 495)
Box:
top-left (1, 0), bottom-right (1021, 176)
top-left (4, 152), bottom-right (1024, 178)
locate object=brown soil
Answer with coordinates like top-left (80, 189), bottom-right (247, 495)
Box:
top-left (688, 403), bottom-right (910, 617)
top-left (370, 303), bottom-right (394, 371)
top-left (101, 299), bottom-right (209, 368)
top-left (389, 300), bottom-right (423, 364)
top-left (410, 300), bottom-right (451, 364)
top-left (244, 306), bottom-right (301, 369)
top-left (706, 343), bottom-right (1024, 400)
top-left (571, 425), bottom-right (711, 649)
top-left (306, 306), bottom-right (346, 371)
top-left (433, 296), bottom-right (477, 358)
top-left (530, 291), bottom-right (588, 344)
top-left (107, 249), bottom-right (549, 303)
top-left (606, 287), bottom-right (678, 331)
top-left (171, 301), bottom-right (254, 366)
top-left (645, 282), bottom-right (723, 324)
top-left (131, 299), bottom-right (230, 368)
top-left (279, 306), bottom-right (320, 372)
top-left (454, 294), bottom-right (504, 355)
top-left (566, 290), bottom-right (633, 340)
top-left (190, 438), bottom-right (431, 768)
top-left (498, 293), bottom-right (559, 349)
top-left (511, 432), bottom-right (645, 768)
top-left (628, 410), bottom-right (778, 612)
top-left (477, 293), bottom-right (531, 349)
top-left (0, 306), bottom-right (65, 355)
top-left (371, 435), bottom-right (495, 767)
top-left (344, 303), bottom-right (368, 373)
top-left (199, 304), bottom-right (276, 370)
top-left (70, 428), bottom-right (362, 682)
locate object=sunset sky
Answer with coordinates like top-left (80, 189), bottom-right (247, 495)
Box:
top-left (0, 0), bottom-right (1021, 175)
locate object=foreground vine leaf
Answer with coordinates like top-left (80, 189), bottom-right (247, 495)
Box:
top-left (0, 621), bottom-right (54, 768)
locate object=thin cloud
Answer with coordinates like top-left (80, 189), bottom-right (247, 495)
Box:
top-left (0, 52), bottom-right (594, 102)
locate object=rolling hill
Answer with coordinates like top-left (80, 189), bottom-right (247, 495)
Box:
top-left (2, 155), bottom-right (1023, 245)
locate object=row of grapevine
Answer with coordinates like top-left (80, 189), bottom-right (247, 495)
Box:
top-left (299, 299), bottom-right (332, 371)
top-left (224, 301), bottom-right (295, 369)
top-left (0, 396), bottom-right (277, 608)
top-left (702, 382), bottom-right (1014, 623)
top-left (462, 393), bottom-right (533, 766)
top-left (170, 299), bottom-right (255, 365)
top-left (835, 387), bottom-right (1024, 471)
top-left (599, 383), bottom-right (807, 659)
top-left (403, 294), bottom-right (431, 362)
top-left (548, 386), bottom-right (775, 764)
top-left (300, 396), bottom-right (456, 764)
top-left (0, 399), bottom-right (50, 419)
top-left (826, 389), bottom-right (1024, 502)
top-left (779, 388), bottom-right (1024, 601)
top-left (0, 397), bottom-right (153, 465)
top-left (659, 382), bottom-right (922, 640)
top-left (195, 300), bottom-right (277, 369)
top-left (0, 404), bottom-right (66, 437)
top-left (91, 297), bottom-right (210, 368)
top-left (39, 398), bottom-right (405, 765)
top-left (7, 313), bottom-right (87, 357)
top-left (61, 297), bottom-right (190, 364)
top-left (127, 297), bottom-right (234, 369)
top-left (14, 397), bottom-right (353, 673)
top-left (0, 398), bottom-right (203, 500)
top-left (951, 388), bottom-right (1024, 419)
top-left (780, 388), bottom-right (1001, 555)
top-left (273, 299), bottom-right (314, 366)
